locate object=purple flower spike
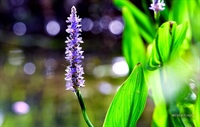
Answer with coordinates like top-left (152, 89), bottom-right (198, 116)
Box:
top-left (65, 6), bottom-right (85, 91)
top-left (149, 0), bottom-right (165, 13)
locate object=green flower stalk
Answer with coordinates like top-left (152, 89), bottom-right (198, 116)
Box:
top-left (65, 6), bottom-right (93, 127)
top-left (149, 0), bottom-right (165, 22)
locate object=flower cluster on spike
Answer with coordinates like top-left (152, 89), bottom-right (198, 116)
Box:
top-left (65, 6), bottom-right (85, 91)
top-left (149, 0), bottom-right (165, 13)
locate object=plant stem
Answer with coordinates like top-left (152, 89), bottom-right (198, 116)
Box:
top-left (75, 89), bottom-right (94, 127)
top-left (154, 12), bottom-right (160, 28)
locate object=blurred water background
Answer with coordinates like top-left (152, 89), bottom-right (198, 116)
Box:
top-left (0, 0), bottom-right (154, 126)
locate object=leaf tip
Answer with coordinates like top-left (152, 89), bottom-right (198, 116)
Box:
top-left (136, 62), bottom-right (141, 66)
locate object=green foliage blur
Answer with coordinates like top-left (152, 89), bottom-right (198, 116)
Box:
top-left (110, 0), bottom-right (200, 126)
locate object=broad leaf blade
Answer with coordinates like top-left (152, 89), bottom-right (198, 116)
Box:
top-left (122, 7), bottom-right (146, 71)
top-left (170, 22), bottom-right (188, 59)
top-left (156, 22), bottom-right (173, 63)
top-left (103, 63), bottom-right (148, 127)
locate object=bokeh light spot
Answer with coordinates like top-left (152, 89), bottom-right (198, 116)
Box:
top-left (43, 58), bottom-right (57, 78)
top-left (112, 57), bottom-right (129, 77)
top-left (189, 82), bottom-right (195, 89)
top-left (23, 62), bottom-right (36, 75)
top-left (100, 16), bottom-right (112, 30)
top-left (109, 20), bottom-right (124, 35)
top-left (98, 82), bottom-right (113, 95)
top-left (91, 21), bottom-right (102, 34)
top-left (8, 49), bottom-right (24, 66)
top-left (93, 65), bottom-right (106, 78)
top-left (43, 69), bottom-right (55, 79)
top-left (13, 22), bottom-right (26, 36)
top-left (46, 21), bottom-right (60, 36)
top-left (191, 92), bottom-right (196, 100)
top-left (45, 58), bottom-right (57, 70)
top-left (12, 101), bottom-right (30, 115)
top-left (81, 18), bottom-right (93, 32)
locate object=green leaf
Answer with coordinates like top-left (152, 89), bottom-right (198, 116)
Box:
top-left (170, 21), bottom-right (188, 59)
top-left (103, 63), bottom-right (148, 127)
top-left (194, 88), bottom-right (200, 127)
top-left (122, 7), bottom-right (146, 71)
top-left (147, 21), bottom-right (188, 71)
top-left (156, 22), bottom-right (174, 63)
top-left (177, 97), bottom-right (195, 127)
top-left (151, 103), bottom-right (168, 127)
top-left (146, 70), bottom-right (168, 127)
top-left (169, 0), bottom-right (192, 54)
top-left (187, 0), bottom-right (200, 42)
top-left (147, 22), bottom-right (174, 70)
top-left (169, 0), bottom-right (189, 24)
top-left (168, 103), bottom-right (185, 127)
top-left (113, 0), bottom-right (155, 43)
top-left (147, 42), bottom-right (161, 71)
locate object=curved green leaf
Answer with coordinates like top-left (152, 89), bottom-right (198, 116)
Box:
top-left (147, 42), bottom-right (161, 71)
top-left (122, 7), bottom-right (146, 71)
top-left (169, 0), bottom-right (192, 56)
top-left (156, 22), bottom-right (174, 63)
top-left (113, 0), bottom-right (155, 43)
top-left (171, 22), bottom-right (188, 59)
top-left (103, 63), bottom-right (148, 127)
top-left (147, 21), bottom-right (188, 71)
top-left (147, 22), bottom-right (174, 70)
